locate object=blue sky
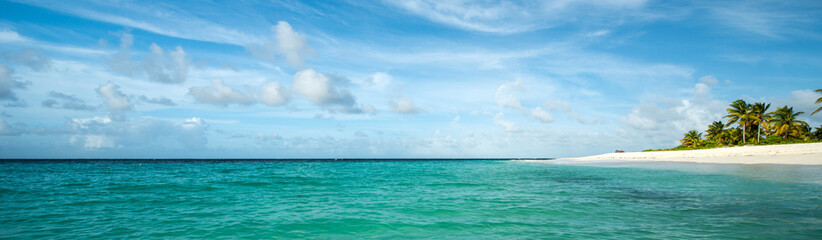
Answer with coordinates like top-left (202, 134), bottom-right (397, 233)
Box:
top-left (1, 0), bottom-right (821, 158)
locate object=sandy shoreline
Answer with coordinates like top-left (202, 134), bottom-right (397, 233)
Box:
top-left (557, 142), bottom-right (822, 165)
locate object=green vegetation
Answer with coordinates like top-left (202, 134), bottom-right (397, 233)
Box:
top-left (645, 90), bottom-right (822, 152)
top-left (813, 89), bottom-right (822, 116)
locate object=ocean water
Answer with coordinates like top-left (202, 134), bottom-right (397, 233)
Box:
top-left (1, 160), bottom-right (821, 239)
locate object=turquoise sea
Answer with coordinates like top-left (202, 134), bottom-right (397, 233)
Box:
top-left (1, 159), bottom-right (821, 239)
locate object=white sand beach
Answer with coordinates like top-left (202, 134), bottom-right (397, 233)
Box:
top-left (560, 142), bottom-right (822, 165)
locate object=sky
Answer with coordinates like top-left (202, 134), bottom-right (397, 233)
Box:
top-left (1, 0), bottom-right (821, 159)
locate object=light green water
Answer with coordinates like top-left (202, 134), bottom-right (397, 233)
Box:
top-left (1, 160), bottom-right (820, 239)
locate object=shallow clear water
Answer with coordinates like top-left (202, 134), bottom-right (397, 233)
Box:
top-left (1, 160), bottom-right (821, 239)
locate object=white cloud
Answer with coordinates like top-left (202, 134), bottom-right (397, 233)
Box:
top-left (106, 33), bottom-right (189, 83)
top-left (495, 79), bottom-right (524, 111)
top-left (390, 97), bottom-right (424, 114)
top-left (531, 106), bottom-right (554, 123)
top-left (255, 132), bottom-right (283, 143)
top-left (0, 29), bottom-right (28, 43)
top-left (18, 1), bottom-right (261, 46)
top-left (695, 83), bottom-right (710, 95)
top-left (260, 81), bottom-right (291, 106)
top-left (274, 21), bottom-right (313, 68)
top-left (69, 134), bottom-right (115, 149)
top-left (291, 69), bottom-right (363, 113)
top-left (189, 79), bottom-right (256, 106)
top-left (106, 32), bottom-right (139, 76)
top-left (388, 0), bottom-right (650, 34)
top-left (42, 91), bottom-right (97, 111)
top-left (137, 95), bottom-right (175, 106)
top-left (174, 117), bottom-right (209, 148)
top-left (619, 83), bottom-right (727, 146)
top-left (544, 100), bottom-right (571, 111)
top-left (0, 64), bottom-right (27, 101)
top-left (493, 112), bottom-right (518, 132)
top-left (96, 82), bottom-right (133, 112)
top-left (542, 100), bottom-right (599, 124)
top-left (709, 2), bottom-right (820, 39)
top-left (2, 49), bottom-right (52, 71)
top-left (365, 72), bottom-right (392, 90)
top-left (586, 29), bottom-right (611, 37)
top-left (67, 116), bottom-right (210, 150)
top-left (247, 21), bottom-right (314, 68)
top-left (699, 75), bottom-right (718, 85)
top-left (770, 89), bottom-right (822, 125)
top-left (143, 43), bottom-right (188, 84)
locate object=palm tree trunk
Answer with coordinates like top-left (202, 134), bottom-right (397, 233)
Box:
top-left (742, 124), bottom-right (746, 143)
top-left (756, 123), bottom-right (762, 143)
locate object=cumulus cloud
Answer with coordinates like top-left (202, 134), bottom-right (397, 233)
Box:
top-left (106, 32), bottom-right (189, 83)
top-left (2, 48), bottom-right (52, 71)
top-left (106, 32), bottom-right (139, 76)
top-left (619, 83), bottom-right (727, 146)
top-left (291, 69), bottom-right (363, 113)
top-left (68, 116), bottom-right (209, 150)
top-left (530, 106), bottom-right (554, 123)
top-left (493, 112), bottom-right (518, 132)
top-left (96, 82), bottom-right (133, 112)
top-left (496, 79), bottom-right (524, 111)
top-left (143, 43), bottom-right (188, 84)
top-left (42, 91), bottom-right (96, 111)
top-left (68, 116), bottom-right (114, 149)
top-left (695, 83), bottom-right (710, 95)
top-left (390, 97), bottom-right (424, 114)
top-left (176, 117), bottom-right (209, 148)
top-left (69, 134), bottom-right (116, 149)
top-left (189, 79), bottom-right (256, 106)
top-left (260, 81), bottom-right (290, 106)
top-left (274, 21), bottom-right (312, 68)
top-left (248, 21), bottom-right (313, 68)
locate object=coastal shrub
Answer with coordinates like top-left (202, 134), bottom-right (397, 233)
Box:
top-left (760, 136), bottom-right (821, 145)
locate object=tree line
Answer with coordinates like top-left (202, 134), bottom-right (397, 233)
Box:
top-left (675, 89), bottom-right (822, 149)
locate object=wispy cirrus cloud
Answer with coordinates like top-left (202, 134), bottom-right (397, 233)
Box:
top-left (708, 0), bottom-right (822, 39)
top-left (385, 0), bottom-right (651, 34)
top-left (15, 0), bottom-right (263, 45)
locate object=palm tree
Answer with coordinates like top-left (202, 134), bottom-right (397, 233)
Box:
top-left (681, 130), bottom-right (703, 148)
top-left (768, 106), bottom-right (809, 139)
top-left (812, 89), bottom-right (822, 116)
top-left (705, 121), bottom-right (725, 144)
top-left (750, 102), bottom-right (771, 143)
top-left (725, 128), bottom-right (742, 145)
top-left (725, 100), bottom-right (752, 143)
top-left (799, 125), bottom-right (813, 141)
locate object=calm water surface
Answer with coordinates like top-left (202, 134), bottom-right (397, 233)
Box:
top-left (1, 160), bottom-right (820, 239)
